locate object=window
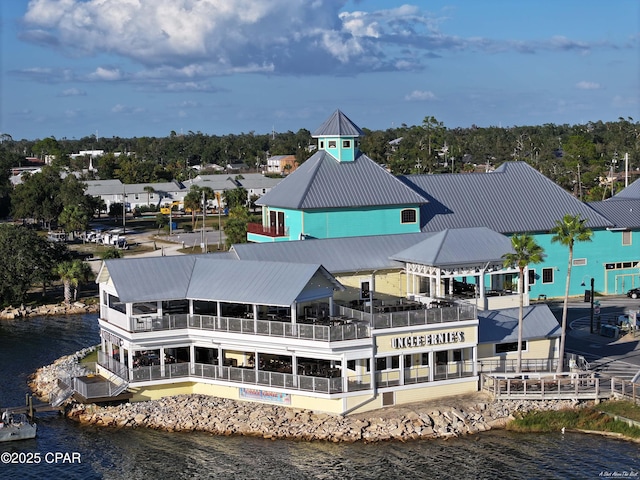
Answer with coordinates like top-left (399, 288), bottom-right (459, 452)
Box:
top-left (319, 141), bottom-right (324, 149)
top-left (376, 357), bottom-right (387, 371)
top-left (421, 352), bottom-right (430, 365)
top-left (528, 269), bottom-right (536, 286)
top-left (342, 140), bottom-right (351, 148)
top-left (328, 140), bottom-right (337, 148)
top-left (360, 281), bottom-right (370, 300)
top-left (542, 267), bottom-right (554, 284)
top-left (452, 349), bottom-right (462, 362)
top-left (623, 231), bottom-right (632, 246)
top-left (108, 294), bottom-right (126, 314)
top-left (496, 341), bottom-right (527, 354)
top-left (435, 351), bottom-right (448, 365)
top-left (400, 209), bottom-right (416, 224)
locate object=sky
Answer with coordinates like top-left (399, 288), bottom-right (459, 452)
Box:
top-left (1, 0), bottom-right (638, 141)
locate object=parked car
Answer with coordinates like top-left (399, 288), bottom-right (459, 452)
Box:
top-left (627, 288), bottom-right (640, 299)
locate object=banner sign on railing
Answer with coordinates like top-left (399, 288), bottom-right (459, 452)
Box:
top-left (239, 387), bottom-right (291, 405)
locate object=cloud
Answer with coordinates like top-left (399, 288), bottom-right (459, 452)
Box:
top-left (20, 0), bottom-right (629, 80)
top-left (58, 88), bottom-right (86, 97)
top-left (405, 90), bottom-right (436, 101)
top-left (88, 67), bottom-right (123, 81)
top-left (576, 81), bottom-right (601, 90)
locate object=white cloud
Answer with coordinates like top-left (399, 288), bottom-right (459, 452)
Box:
top-left (405, 90), bottom-right (436, 101)
top-left (576, 81), bottom-right (601, 90)
top-left (88, 67), bottom-right (122, 81)
top-left (58, 88), bottom-right (86, 96)
top-left (20, 0), bottom-right (626, 80)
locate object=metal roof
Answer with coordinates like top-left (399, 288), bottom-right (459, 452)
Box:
top-left (232, 234), bottom-right (430, 272)
top-left (233, 228), bottom-right (511, 273)
top-left (478, 304), bottom-right (561, 344)
top-left (256, 150), bottom-right (427, 209)
top-left (587, 199), bottom-right (640, 229)
top-left (312, 109), bottom-right (365, 137)
top-left (104, 256), bottom-right (197, 302)
top-left (612, 177), bottom-right (640, 199)
top-left (103, 256), bottom-right (341, 305)
top-left (390, 227), bottom-right (514, 267)
top-left (400, 162), bottom-right (613, 233)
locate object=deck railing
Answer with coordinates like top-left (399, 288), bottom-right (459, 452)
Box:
top-left (246, 223), bottom-right (289, 238)
top-left (335, 304), bottom-right (476, 329)
top-left (129, 314), bottom-right (370, 342)
top-left (480, 372), bottom-right (612, 400)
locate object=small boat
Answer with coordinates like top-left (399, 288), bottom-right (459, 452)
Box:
top-left (0, 412), bottom-right (37, 442)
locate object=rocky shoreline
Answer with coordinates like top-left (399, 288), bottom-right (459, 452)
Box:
top-left (0, 301), bottom-right (98, 320)
top-left (30, 349), bottom-right (588, 443)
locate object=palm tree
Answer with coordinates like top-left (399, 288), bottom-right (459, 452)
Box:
top-left (143, 186), bottom-right (155, 209)
top-left (502, 234), bottom-right (545, 373)
top-left (551, 214), bottom-right (593, 373)
top-left (56, 259), bottom-right (94, 305)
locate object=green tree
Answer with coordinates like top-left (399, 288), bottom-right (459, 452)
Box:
top-left (502, 234), bottom-right (545, 373)
top-left (0, 225), bottom-right (69, 306)
top-left (156, 213), bottom-right (168, 233)
top-left (101, 247), bottom-right (123, 260)
top-left (56, 259), bottom-right (93, 305)
top-left (11, 166), bottom-right (64, 228)
top-left (551, 214), bottom-right (593, 373)
top-left (223, 187), bottom-right (248, 209)
top-left (59, 204), bottom-right (90, 240)
top-left (224, 206), bottom-right (250, 247)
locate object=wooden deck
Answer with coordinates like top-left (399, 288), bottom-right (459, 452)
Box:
top-left (481, 372), bottom-right (613, 401)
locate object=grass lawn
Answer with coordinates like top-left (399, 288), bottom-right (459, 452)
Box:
top-left (507, 403), bottom-right (640, 439)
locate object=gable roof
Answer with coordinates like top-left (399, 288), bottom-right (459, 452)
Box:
top-left (256, 150), bottom-right (427, 209)
top-left (400, 162), bottom-right (613, 233)
top-left (101, 256), bottom-right (342, 305)
top-left (389, 227), bottom-right (513, 267)
top-left (478, 304), bottom-right (561, 344)
top-left (312, 109), bottom-right (365, 137)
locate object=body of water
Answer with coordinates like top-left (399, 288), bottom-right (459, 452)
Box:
top-left (0, 315), bottom-right (638, 479)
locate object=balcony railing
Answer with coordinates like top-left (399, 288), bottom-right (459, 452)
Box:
top-left (129, 314), bottom-right (370, 342)
top-left (128, 362), bottom-right (358, 394)
top-left (247, 223), bottom-right (289, 238)
top-left (336, 304), bottom-right (476, 329)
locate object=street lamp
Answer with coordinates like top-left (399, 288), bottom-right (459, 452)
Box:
top-left (581, 277), bottom-right (595, 334)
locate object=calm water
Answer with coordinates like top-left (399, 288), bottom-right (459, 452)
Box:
top-left (0, 315), bottom-right (638, 480)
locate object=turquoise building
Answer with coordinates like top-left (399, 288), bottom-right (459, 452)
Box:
top-left (248, 110), bottom-right (426, 242)
top-left (250, 109), bottom-right (637, 300)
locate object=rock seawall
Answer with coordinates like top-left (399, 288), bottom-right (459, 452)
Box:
top-left (1, 302), bottom-right (98, 320)
top-left (32, 349), bottom-right (586, 443)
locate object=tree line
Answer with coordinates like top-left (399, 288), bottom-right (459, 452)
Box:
top-left (1, 116), bottom-right (638, 201)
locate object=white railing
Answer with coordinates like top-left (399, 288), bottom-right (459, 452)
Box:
top-left (336, 304), bottom-right (476, 330)
top-left (128, 314), bottom-right (370, 342)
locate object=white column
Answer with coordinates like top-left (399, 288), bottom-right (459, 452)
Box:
top-left (428, 351), bottom-right (434, 382)
top-left (472, 346), bottom-right (478, 376)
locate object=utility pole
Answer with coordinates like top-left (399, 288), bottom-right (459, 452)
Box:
top-left (200, 190), bottom-right (205, 252)
top-left (122, 185), bottom-right (126, 234)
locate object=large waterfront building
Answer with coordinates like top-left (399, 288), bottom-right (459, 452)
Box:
top-left (95, 226), bottom-right (560, 414)
top-left (249, 110), bottom-right (637, 300)
top-left (90, 109), bottom-right (636, 413)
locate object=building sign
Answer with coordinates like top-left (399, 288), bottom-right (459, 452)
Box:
top-left (100, 330), bottom-right (124, 346)
top-left (240, 388), bottom-right (291, 405)
top-left (391, 331), bottom-right (464, 349)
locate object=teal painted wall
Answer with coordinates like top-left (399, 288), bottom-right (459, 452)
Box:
top-left (319, 136), bottom-right (357, 162)
top-left (302, 206), bottom-right (420, 238)
top-left (526, 229), bottom-right (640, 299)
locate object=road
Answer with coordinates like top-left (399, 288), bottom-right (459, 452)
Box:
top-left (547, 296), bottom-right (640, 381)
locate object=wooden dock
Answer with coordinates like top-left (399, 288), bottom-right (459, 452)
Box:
top-left (480, 372), bottom-right (613, 401)
top-left (2, 395), bottom-right (62, 418)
